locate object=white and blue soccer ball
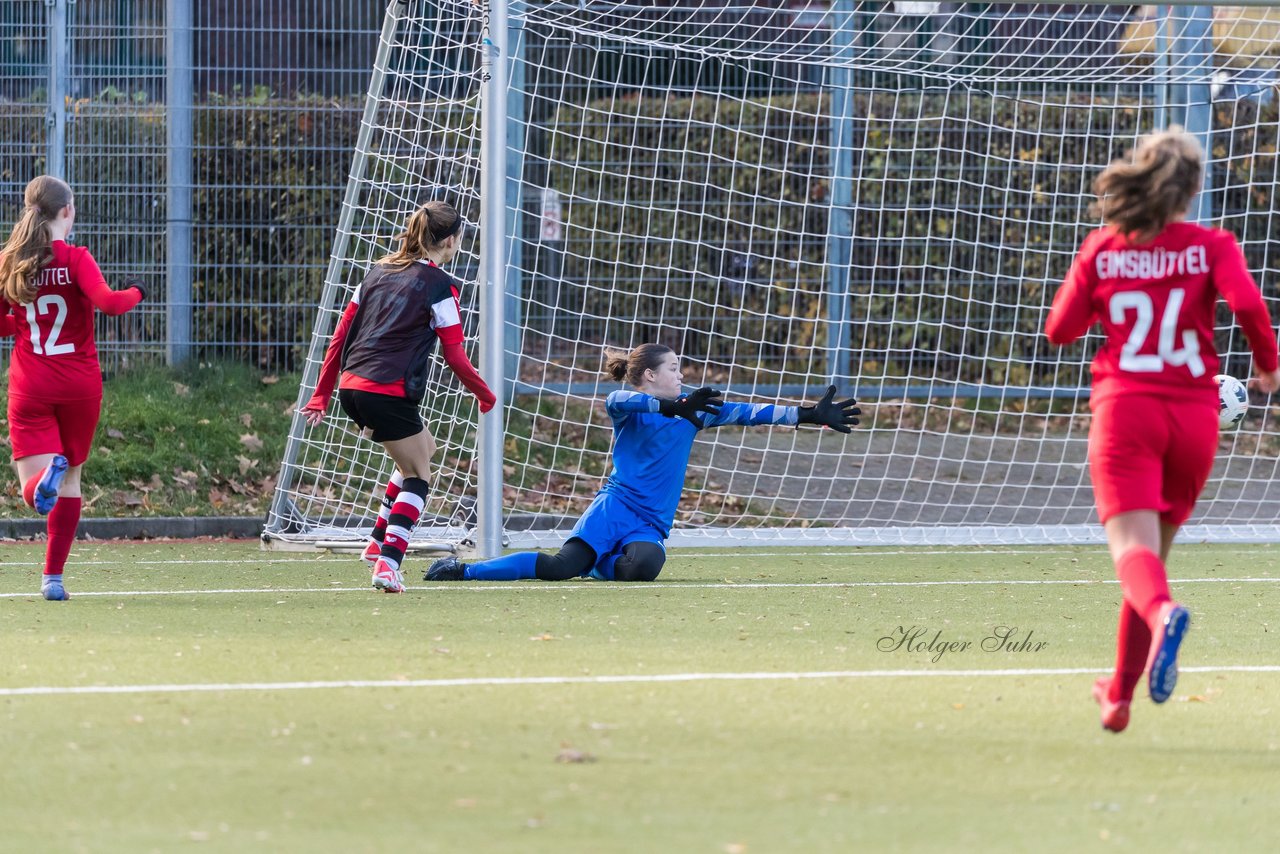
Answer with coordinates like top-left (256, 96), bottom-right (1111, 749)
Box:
top-left (1215, 374), bottom-right (1249, 430)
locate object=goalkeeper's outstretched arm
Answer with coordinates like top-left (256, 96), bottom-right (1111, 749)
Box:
top-left (699, 386), bottom-right (861, 434)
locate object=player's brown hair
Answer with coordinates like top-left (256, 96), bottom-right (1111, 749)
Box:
top-left (605, 344), bottom-right (674, 387)
top-left (1, 176), bottom-right (73, 305)
top-left (382, 200), bottom-right (463, 269)
top-left (1092, 127), bottom-right (1203, 243)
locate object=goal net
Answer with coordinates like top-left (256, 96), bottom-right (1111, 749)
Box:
top-left (266, 1), bottom-right (1280, 550)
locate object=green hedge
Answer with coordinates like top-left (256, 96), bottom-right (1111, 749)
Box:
top-left (4, 93), bottom-right (363, 372)
top-left (7, 88), bottom-right (1279, 385)
top-left (549, 89), bottom-right (1280, 385)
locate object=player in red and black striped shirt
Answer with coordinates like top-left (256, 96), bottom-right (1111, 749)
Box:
top-left (0, 176), bottom-right (145, 601)
top-left (1047, 128), bottom-right (1280, 732)
top-left (301, 201), bottom-right (495, 593)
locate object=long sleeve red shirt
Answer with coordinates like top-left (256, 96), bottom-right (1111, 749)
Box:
top-left (1046, 222), bottom-right (1278, 405)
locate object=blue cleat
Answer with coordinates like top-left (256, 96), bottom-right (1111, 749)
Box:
top-left (34, 455), bottom-right (69, 515)
top-left (41, 576), bottom-right (69, 601)
top-left (1148, 602), bottom-right (1190, 704)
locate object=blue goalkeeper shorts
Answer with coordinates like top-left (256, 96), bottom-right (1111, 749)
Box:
top-left (569, 492), bottom-right (665, 575)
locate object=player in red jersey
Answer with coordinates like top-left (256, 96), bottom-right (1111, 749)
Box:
top-left (0, 176), bottom-right (145, 600)
top-left (1046, 128), bottom-right (1280, 732)
top-left (300, 200), bottom-right (496, 593)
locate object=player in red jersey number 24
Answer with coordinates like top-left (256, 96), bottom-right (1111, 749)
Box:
top-left (1046, 128), bottom-right (1280, 732)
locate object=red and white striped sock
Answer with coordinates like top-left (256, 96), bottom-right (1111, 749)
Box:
top-left (377, 477), bottom-right (428, 571)
top-left (370, 471), bottom-right (405, 544)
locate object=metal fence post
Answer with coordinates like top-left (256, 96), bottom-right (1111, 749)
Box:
top-left (47, 0), bottom-right (68, 179)
top-left (1154, 5), bottom-right (1170, 132)
top-left (166, 0), bottom-right (194, 366)
top-left (478, 0), bottom-right (510, 559)
top-left (1173, 5), bottom-right (1214, 224)
top-left (504, 2), bottom-right (525, 402)
top-left (826, 0), bottom-right (855, 389)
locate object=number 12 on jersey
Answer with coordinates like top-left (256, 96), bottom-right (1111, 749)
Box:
top-left (25, 293), bottom-right (75, 356)
top-left (1108, 287), bottom-right (1205, 377)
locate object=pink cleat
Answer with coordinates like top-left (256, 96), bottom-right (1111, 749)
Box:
top-left (371, 559), bottom-right (405, 594)
top-left (1092, 676), bottom-right (1131, 733)
top-left (360, 539), bottom-right (382, 566)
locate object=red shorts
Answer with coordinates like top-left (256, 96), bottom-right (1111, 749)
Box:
top-left (6, 394), bottom-right (101, 466)
top-left (1088, 394), bottom-right (1218, 526)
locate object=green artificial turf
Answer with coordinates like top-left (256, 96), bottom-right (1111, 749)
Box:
top-left (2, 542), bottom-right (1278, 853)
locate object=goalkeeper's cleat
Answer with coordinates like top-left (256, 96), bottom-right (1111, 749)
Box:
top-left (424, 556), bottom-right (467, 581)
top-left (34, 454), bottom-right (69, 515)
top-left (371, 559), bottom-right (405, 594)
top-left (1092, 676), bottom-right (1130, 733)
top-left (360, 539), bottom-right (382, 566)
top-left (41, 575), bottom-right (69, 601)
top-left (1148, 602), bottom-right (1190, 704)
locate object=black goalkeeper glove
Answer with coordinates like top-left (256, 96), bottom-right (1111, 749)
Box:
top-left (797, 385), bottom-right (860, 434)
top-left (124, 276), bottom-right (146, 301)
top-left (658, 386), bottom-right (723, 427)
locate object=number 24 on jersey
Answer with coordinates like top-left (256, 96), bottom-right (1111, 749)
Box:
top-left (1108, 287), bottom-right (1205, 377)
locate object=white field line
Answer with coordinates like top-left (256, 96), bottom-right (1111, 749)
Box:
top-left (5, 665), bottom-right (1280, 698)
top-left (4, 545), bottom-right (1279, 568)
top-left (3, 576), bottom-right (1280, 598)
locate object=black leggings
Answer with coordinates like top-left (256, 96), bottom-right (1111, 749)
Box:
top-left (535, 538), bottom-right (666, 582)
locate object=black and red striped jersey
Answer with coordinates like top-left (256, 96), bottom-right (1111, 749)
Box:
top-left (305, 258), bottom-right (495, 412)
top-left (338, 260), bottom-right (464, 401)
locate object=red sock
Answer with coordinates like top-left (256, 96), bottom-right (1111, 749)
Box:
top-left (1115, 546), bottom-right (1171, 627)
top-left (1109, 602), bottom-right (1151, 703)
top-left (44, 497), bottom-right (81, 576)
top-left (22, 472), bottom-right (42, 509)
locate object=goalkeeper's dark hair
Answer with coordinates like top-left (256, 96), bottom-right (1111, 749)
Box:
top-left (604, 343), bottom-right (673, 387)
top-left (1, 175), bottom-right (73, 306)
top-left (383, 200), bottom-right (463, 269)
top-left (1092, 127), bottom-right (1203, 243)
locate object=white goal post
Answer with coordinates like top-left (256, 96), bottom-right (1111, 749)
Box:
top-left (265, 0), bottom-right (1280, 554)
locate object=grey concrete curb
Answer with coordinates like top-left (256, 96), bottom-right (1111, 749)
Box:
top-left (0, 516), bottom-right (263, 541)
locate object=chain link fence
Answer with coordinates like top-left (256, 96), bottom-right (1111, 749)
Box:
top-left (0, 0), bottom-right (381, 371)
top-left (5, 2), bottom-right (1276, 382)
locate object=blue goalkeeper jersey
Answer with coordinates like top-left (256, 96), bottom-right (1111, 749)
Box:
top-left (601, 389), bottom-right (799, 536)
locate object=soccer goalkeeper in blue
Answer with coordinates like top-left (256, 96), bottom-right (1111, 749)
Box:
top-left (425, 343), bottom-right (859, 583)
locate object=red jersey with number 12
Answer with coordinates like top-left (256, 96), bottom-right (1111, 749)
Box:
top-left (2, 240), bottom-right (142, 401)
top-left (1046, 222), bottom-right (1278, 405)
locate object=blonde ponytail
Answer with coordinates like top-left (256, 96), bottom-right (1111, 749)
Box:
top-left (0, 176), bottom-right (73, 305)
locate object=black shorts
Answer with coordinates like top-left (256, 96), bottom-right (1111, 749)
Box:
top-left (337, 388), bottom-right (424, 443)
